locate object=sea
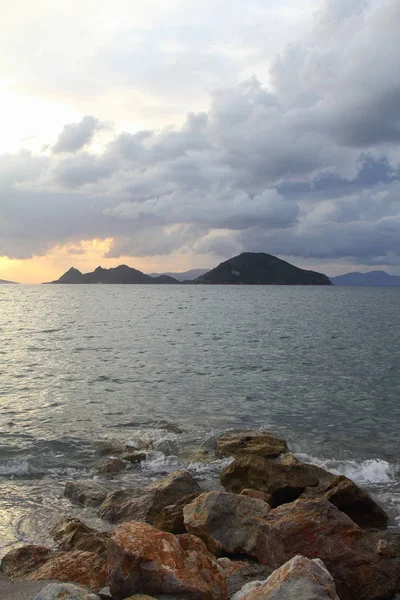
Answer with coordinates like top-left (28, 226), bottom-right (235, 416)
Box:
top-left (1, 284), bottom-right (400, 558)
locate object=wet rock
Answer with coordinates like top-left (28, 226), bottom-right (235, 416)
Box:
top-left (265, 498), bottom-right (398, 600)
top-left (153, 438), bottom-right (179, 456)
top-left (183, 492), bottom-right (284, 566)
top-left (99, 457), bottom-right (127, 475)
top-left (216, 431), bottom-right (287, 459)
top-left (240, 489), bottom-right (272, 505)
top-left (96, 439), bottom-right (125, 457)
top-left (122, 451), bottom-right (147, 463)
top-left (221, 455), bottom-right (319, 506)
top-left (108, 521), bottom-right (227, 600)
top-left (152, 493), bottom-right (201, 534)
top-left (233, 555), bottom-right (340, 600)
top-left (1, 545), bottom-right (57, 578)
top-left (28, 550), bottom-right (108, 592)
top-left (64, 481), bottom-right (107, 508)
top-left (182, 448), bottom-right (214, 462)
top-left (33, 582), bottom-right (100, 599)
top-left (300, 470), bottom-right (388, 528)
top-left (98, 470), bottom-right (202, 524)
top-left (276, 453), bottom-right (299, 466)
top-left (51, 517), bottom-right (110, 557)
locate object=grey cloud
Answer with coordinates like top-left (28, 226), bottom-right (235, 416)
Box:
top-left (52, 116), bottom-right (105, 154)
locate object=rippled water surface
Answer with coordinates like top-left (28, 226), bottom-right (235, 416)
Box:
top-left (1, 284), bottom-right (400, 555)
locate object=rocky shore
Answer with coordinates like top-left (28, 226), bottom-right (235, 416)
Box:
top-left (1, 430), bottom-right (399, 600)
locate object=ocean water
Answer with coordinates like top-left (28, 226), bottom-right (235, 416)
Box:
top-left (1, 284), bottom-right (400, 556)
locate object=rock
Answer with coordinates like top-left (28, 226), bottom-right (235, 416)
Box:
top-left (300, 471), bottom-right (388, 528)
top-left (28, 550), bottom-right (108, 592)
top-left (231, 582), bottom-right (266, 600)
top-left (1, 545), bottom-right (56, 578)
top-left (264, 498), bottom-right (398, 600)
top-left (153, 438), bottom-right (179, 455)
top-left (233, 555), bottom-right (340, 600)
top-left (98, 587), bottom-right (113, 600)
top-left (240, 489), bottom-right (272, 505)
top-left (96, 439), bottom-right (125, 456)
top-left (122, 452), bottom-right (147, 463)
top-left (64, 481), bottom-right (107, 507)
top-left (51, 517), bottom-right (110, 557)
top-left (276, 453), bottom-right (299, 466)
top-left (183, 492), bottom-right (284, 566)
top-left (216, 431), bottom-right (287, 459)
top-left (221, 455), bottom-right (319, 506)
top-left (33, 582), bottom-right (100, 599)
top-left (99, 457), bottom-right (127, 475)
top-left (98, 470), bottom-right (202, 524)
top-left (125, 596), bottom-right (158, 600)
top-left (108, 521), bottom-right (227, 600)
top-left (152, 493), bottom-right (201, 533)
top-left (217, 558), bottom-right (273, 598)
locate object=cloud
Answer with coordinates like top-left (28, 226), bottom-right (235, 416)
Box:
top-left (1, 0), bottom-right (400, 272)
top-left (52, 116), bottom-right (105, 153)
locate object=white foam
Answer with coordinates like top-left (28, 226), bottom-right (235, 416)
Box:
top-left (0, 459), bottom-right (31, 476)
top-left (296, 453), bottom-right (395, 485)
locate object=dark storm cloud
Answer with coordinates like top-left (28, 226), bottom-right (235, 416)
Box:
top-left (52, 116), bottom-right (105, 154)
top-left (1, 0), bottom-right (400, 269)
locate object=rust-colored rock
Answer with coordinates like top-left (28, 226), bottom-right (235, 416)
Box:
top-left (240, 489), bottom-right (272, 505)
top-left (98, 470), bottom-right (201, 524)
top-left (221, 455), bottom-right (319, 506)
top-left (183, 492), bottom-right (284, 566)
top-left (51, 517), bottom-right (110, 557)
top-left (1, 545), bottom-right (56, 578)
top-left (216, 431), bottom-right (287, 459)
top-left (108, 521), bottom-right (227, 600)
top-left (28, 550), bottom-right (108, 592)
top-left (265, 498), bottom-right (398, 600)
top-left (152, 492), bottom-right (201, 533)
top-left (237, 555), bottom-right (339, 600)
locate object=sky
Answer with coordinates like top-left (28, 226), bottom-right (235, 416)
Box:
top-left (1, 0), bottom-right (400, 283)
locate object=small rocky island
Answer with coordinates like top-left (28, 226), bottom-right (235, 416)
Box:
top-left (1, 430), bottom-right (398, 600)
top-left (0, 278), bottom-right (18, 284)
top-left (48, 253), bottom-right (332, 285)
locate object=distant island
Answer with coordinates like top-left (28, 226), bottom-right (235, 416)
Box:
top-left (49, 253), bottom-right (332, 285)
top-left (0, 278), bottom-right (18, 284)
top-left (330, 270), bottom-right (400, 286)
top-left (148, 268), bottom-right (210, 281)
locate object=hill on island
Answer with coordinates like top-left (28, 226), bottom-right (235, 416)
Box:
top-left (0, 278), bottom-right (18, 284)
top-left (48, 265), bottom-right (179, 284)
top-left (194, 253), bottom-right (332, 285)
top-left (148, 268), bottom-right (210, 281)
top-left (330, 270), bottom-right (400, 286)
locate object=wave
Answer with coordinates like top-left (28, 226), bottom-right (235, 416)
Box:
top-left (295, 453), bottom-right (396, 485)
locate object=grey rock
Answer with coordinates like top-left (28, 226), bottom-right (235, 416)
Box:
top-left (64, 481), bottom-right (107, 507)
top-left (33, 582), bottom-right (100, 599)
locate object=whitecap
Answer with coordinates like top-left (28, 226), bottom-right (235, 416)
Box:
top-left (295, 453), bottom-right (395, 485)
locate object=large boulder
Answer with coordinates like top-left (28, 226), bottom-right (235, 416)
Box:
top-left (216, 431), bottom-right (287, 459)
top-left (183, 492), bottom-right (284, 566)
top-left (1, 545), bottom-right (56, 578)
top-left (51, 517), bottom-right (110, 557)
top-left (232, 555), bottom-right (339, 600)
top-left (98, 470), bottom-right (201, 524)
top-left (217, 558), bottom-right (273, 598)
top-left (221, 455), bottom-right (319, 506)
top-left (33, 582), bottom-right (101, 600)
top-left (107, 521), bottom-right (227, 600)
top-left (264, 498), bottom-right (398, 600)
top-left (64, 481), bottom-right (107, 507)
top-left (152, 493), bottom-right (201, 534)
top-left (28, 550), bottom-right (108, 591)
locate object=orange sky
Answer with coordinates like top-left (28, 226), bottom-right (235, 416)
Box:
top-left (0, 238), bottom-right (212, 284)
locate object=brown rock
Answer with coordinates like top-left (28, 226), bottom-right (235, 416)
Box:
top-left (108, 521), bottom-right (227, 600)
top-left (64, 481), bottom-right (107, 507)
top-left (216, 431), bottom-right (287, 459)
top-left (265, 498), bottom-right (398, 600)
top-left (221, 455), bottom-right (319, 506)
top-left (217, 558), bottom-right (273, 598)
top-left (238, 555), bottom-right (339, 600)
top-left (240, 489), bottom-right (272, 505)
top-left (98, 470), bottom-right (201, 524)
top-left (122, 452), bottom-right (147, 463)
top-left (99, 457), bottom-right (127, 475)
top-left (276, 453), bottom-right (299, 466)
top-left (28, 550), bottom-right (107, 591)
top-left (152, 493), bottom-right (201, 534)
top-left (183, 492), bottom-right (284, 566)
top-left (1, 545), bottom-right (56, 579)
top-left (51, 517), bottom-right (110, 557)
